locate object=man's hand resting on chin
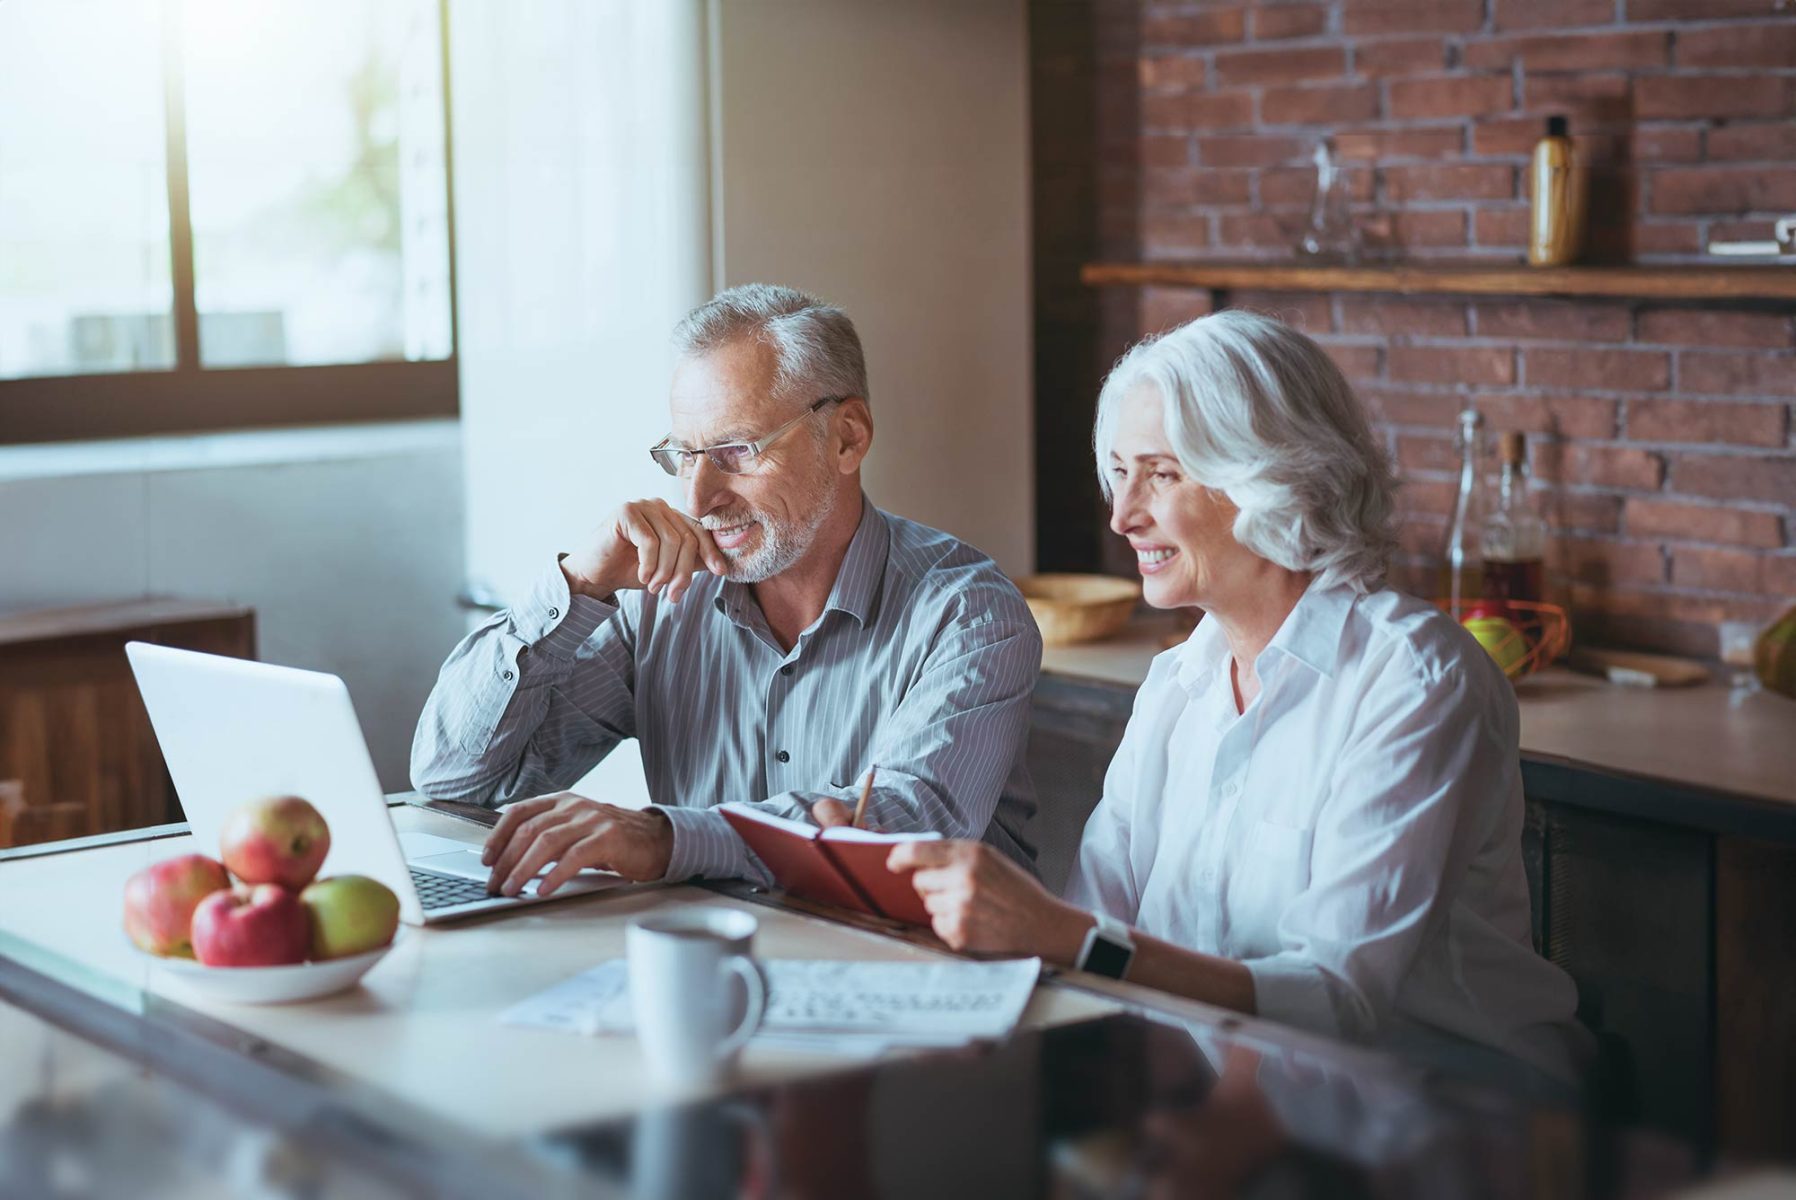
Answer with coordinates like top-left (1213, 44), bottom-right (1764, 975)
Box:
top-left (560, 499), bottom-right (728, 605)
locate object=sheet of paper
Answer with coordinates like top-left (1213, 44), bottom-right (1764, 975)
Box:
top-left (499, 957), bottom-right (1042, 1054)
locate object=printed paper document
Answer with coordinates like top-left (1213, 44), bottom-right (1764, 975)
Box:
top-left (500, 957), bottom-right (1042, 1055)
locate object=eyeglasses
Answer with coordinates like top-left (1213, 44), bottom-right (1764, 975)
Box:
top-left (649, 395), bottom-right (844, 477)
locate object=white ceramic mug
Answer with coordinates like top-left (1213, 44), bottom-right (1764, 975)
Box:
top-left (627, 908), bottom-right (768, 1089)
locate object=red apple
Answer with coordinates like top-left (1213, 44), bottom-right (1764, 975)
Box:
top-left (1460, 600), bottom-right (1512, 623)
top-left (190, 884), bottom-right (312, 967)
top-left (220, 795), bottom-right (331, 889)
top-left (123, 854), bottom-right (233, 958)
top-left (301, 875), bottom-right (400, 959)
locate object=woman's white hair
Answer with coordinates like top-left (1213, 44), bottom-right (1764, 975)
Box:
top-left (1093, 309), bottom-right (1397, 593)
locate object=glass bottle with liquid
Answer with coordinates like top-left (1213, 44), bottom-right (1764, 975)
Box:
top-left (1437, 407), bottom-right (1484, 609)
top-left (1481, 431), bottom-right (1546, 604)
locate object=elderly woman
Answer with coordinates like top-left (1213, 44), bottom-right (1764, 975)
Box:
top-left (824, 310), bottom-right (1590, 1084)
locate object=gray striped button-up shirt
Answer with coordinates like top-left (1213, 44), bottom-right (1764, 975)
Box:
top-left (410, 498), bottom-right (1040, 883)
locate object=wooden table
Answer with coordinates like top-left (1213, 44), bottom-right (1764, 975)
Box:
top-left (0, 799), bottom-right (1749, 1196)
top-left (0, 804), bottom-right (1115, 1138)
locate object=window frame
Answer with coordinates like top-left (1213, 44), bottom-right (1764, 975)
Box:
top-left (0, 0), bottom-right (460, 446)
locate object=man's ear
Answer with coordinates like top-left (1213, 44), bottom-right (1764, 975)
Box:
top-left (834, 397), bottom-right (873, 474)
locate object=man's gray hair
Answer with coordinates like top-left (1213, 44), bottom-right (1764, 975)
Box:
top-left (1093, 309), bottom-right (1398, 594)
top-left (672, 283), bottom-right (869, 407)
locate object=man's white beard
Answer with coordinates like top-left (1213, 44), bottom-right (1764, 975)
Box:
top-left (711, 462), bottom-right (839, 585)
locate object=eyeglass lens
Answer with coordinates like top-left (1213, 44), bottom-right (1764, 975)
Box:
top-left (652, 443), bottom-right (755, 476)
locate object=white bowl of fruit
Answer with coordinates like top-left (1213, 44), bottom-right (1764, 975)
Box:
top-left (123, 795), bottom-right (402, 1004)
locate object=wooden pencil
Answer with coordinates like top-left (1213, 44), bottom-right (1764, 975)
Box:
top-left (851, 765), bottom-right (878, 829)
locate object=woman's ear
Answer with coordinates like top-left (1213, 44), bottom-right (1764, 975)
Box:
top-left (834, 397), bottom-right (873, 474)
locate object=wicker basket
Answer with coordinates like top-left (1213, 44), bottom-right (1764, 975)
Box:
top-left (1015, 574), bottom-right (1141, 646)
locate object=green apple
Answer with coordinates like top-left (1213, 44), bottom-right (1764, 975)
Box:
top-left (1464, 614), bottom-right (1528, 675)
top-left (300, 875), bottom-right (400, 960)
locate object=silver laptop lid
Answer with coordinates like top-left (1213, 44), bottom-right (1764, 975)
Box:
top-left (124, 642), bottom-right (425, 925)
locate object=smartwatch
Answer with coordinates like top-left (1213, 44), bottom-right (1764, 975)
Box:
top-left (1075, 912), bottom-right (1135, 980)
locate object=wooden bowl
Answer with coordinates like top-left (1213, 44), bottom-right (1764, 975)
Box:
top-left (1015, 574), bottom-right (1141, 646)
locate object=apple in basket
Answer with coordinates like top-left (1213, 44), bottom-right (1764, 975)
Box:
top-left (1461, 604), bottom-right (1529, 675)
top-left (220, 795), bottom-right (331, 889)
top-left (122, 854), bottom-right (233, 958)
top-left (191, 884), bottom-right (313, 967)
top-left (301, 875), bottom-right (401, 960)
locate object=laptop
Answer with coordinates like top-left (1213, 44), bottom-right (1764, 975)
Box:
top-left (125, 642), bottom-right (630, 924)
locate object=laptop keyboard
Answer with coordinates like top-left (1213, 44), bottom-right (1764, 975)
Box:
top-left (410, 867), bottom-right (499, 910)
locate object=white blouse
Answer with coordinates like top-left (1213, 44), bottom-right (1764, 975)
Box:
top-left (1065, 581), bottom-right (1591, 1082)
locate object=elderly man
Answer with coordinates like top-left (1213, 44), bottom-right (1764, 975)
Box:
top-left (411, 283), bottom-right (1039, 897)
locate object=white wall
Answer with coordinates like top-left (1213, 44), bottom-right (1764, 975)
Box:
top-left (0, 425), bottom-right (466, 790)
top-left (448, 0), bottom-right (712, 607)
top-left (449, 0), bottom-right (1036, 604)
top-left (710, 0), bottom-right (1034, 573)
top-left (0, 0), bottom-right (1034, 812)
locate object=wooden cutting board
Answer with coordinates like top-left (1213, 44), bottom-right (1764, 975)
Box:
top-left (1567, 647), bottom-right (1712, 688)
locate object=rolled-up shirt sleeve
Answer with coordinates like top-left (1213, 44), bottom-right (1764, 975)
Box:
top-left (410, 559), bottom-right (638, 806)
top-left (1244, 663), bottom-right (1511, 1040)
top-left (660, 610), bottom-right (1043, 884)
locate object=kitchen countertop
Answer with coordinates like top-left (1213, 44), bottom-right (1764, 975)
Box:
top-left (1039, 616), bottom-right (1796, 817)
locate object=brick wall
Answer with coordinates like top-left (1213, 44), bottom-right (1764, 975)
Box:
top-left (1036, 0), bottom-right (1796, 657)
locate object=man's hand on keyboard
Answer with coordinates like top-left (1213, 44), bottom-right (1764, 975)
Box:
top-left (482, 793), bottom-right (673, 897)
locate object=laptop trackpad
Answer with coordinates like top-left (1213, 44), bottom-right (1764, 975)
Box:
top-left (408, 848), bottom-right (496, 882)
top-left (399, 831), bottom-right (484, 859)
top-left (409, 847), bottom-right (625, 894)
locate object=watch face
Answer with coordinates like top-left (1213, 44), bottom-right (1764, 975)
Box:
top-left (1083, 936), bottom-right (1132, 980)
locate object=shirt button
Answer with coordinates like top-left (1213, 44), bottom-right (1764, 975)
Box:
top-left (780, 664), bottom-right (794, 677)
top-left (502, 669), bottom-right (514, 681)
top-left (776, 750), bottom-right (790, 763)
top-left (548, 606), bottom-right (559, 619)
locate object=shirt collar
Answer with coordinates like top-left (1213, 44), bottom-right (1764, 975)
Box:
top-left (1173, 611), bottom-right (1226, 695)
top-left (1259, 577), bottom-right (1353, 680)
top-left (820, 494), bottom-right (888, 628)
top-left (712, 493), bottom-right (888, 631)
top-left (1171, 577), bottom-right (1355, 694)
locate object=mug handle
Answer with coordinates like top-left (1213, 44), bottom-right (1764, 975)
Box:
top-left (714, 955), bottom-right (768, 1062)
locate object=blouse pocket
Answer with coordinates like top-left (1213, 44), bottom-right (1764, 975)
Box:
top-left (1223, 819), bottom-right (1314, 958)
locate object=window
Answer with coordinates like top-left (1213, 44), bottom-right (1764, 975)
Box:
top-left (0, 0), bottom-right (456, 444)
top-left (0, 2), bottom-right (176, 380)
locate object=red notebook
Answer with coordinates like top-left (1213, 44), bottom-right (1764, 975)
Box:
top-left (719, 803), bottom-right (940, 926)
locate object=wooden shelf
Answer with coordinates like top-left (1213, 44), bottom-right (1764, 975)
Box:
top-left (1081, 260), bottom-right (1796, 302)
